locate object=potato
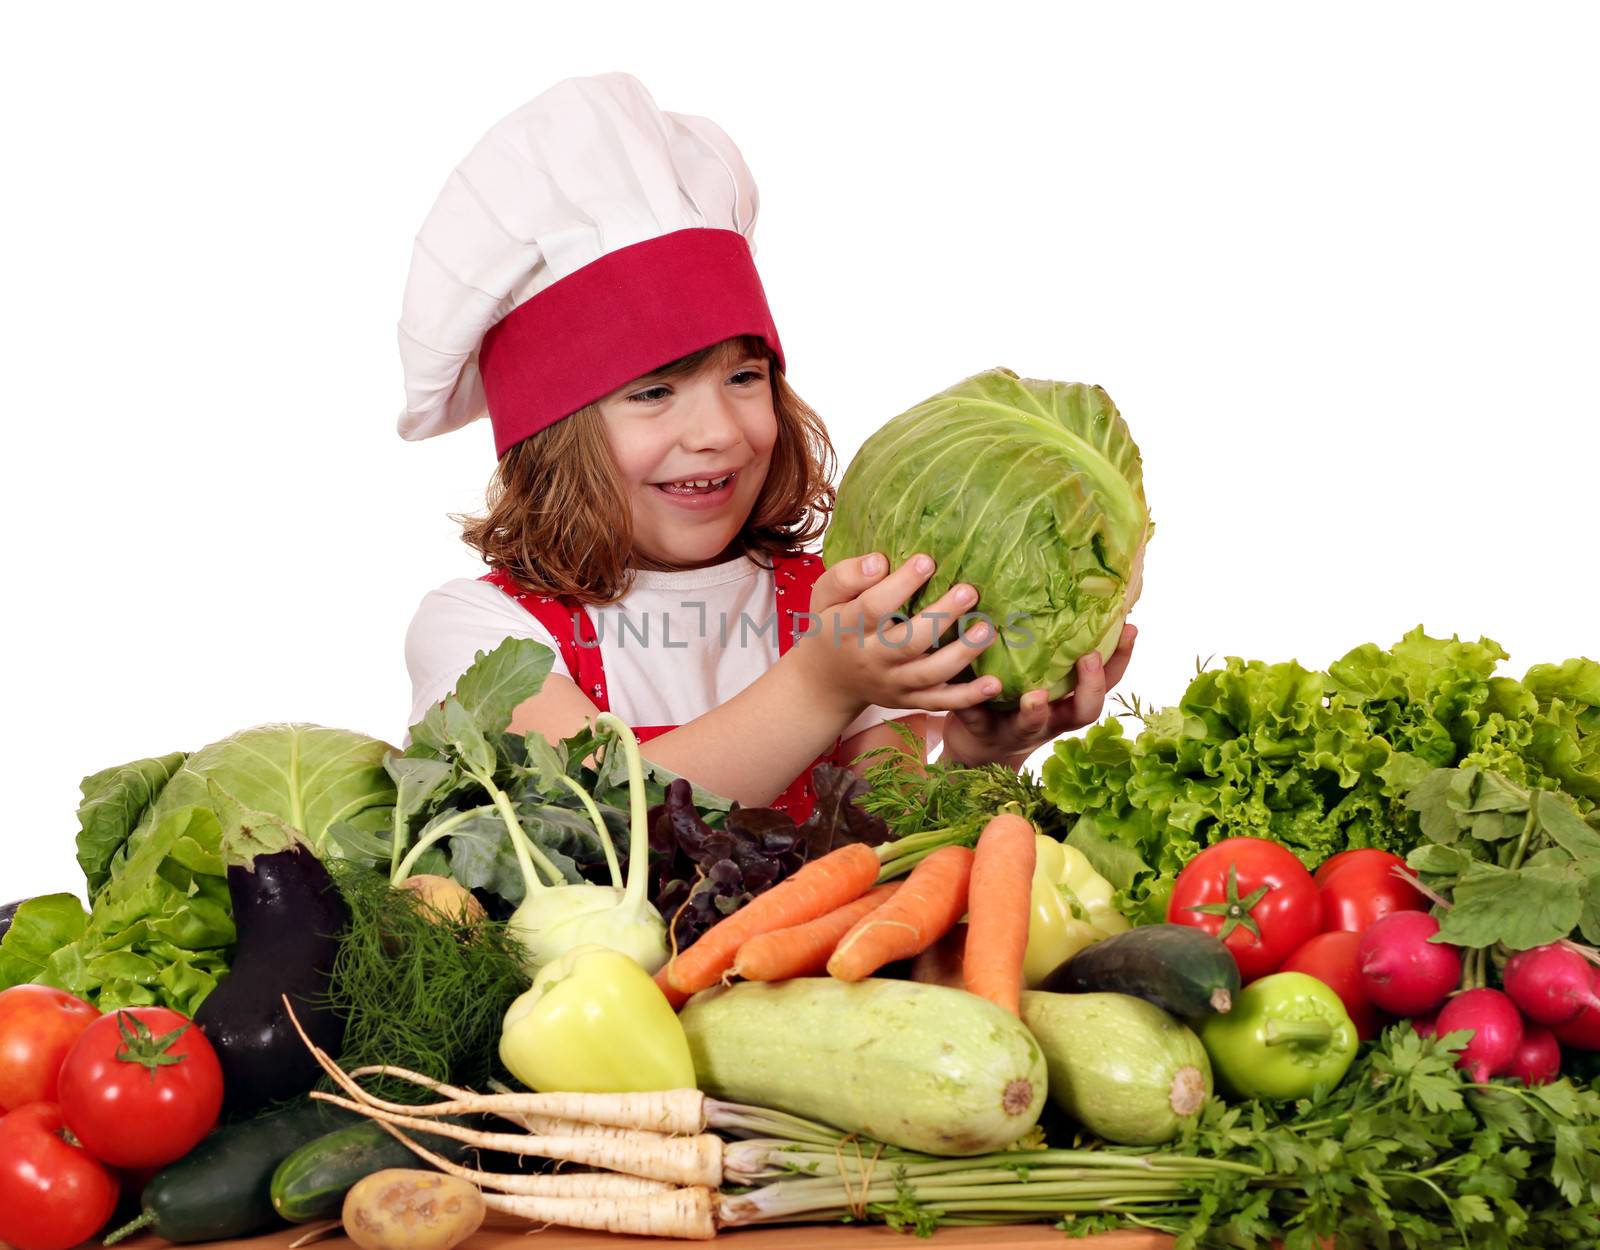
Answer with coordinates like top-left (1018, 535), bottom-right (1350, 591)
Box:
top-left (397, 874), bottom-right (487, 924)
top-left (342, 1169), bottom-right (486, 1250)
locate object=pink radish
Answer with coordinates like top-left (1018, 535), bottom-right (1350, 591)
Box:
top-left (1435, 988), bottom-right (1525, 1082)
top-left (1412, 1013), bottom-right (1439, 1040)
top-left (1555, 967), bottom-right (1600, 1051)
top-left (1507, 1025), bottom-right (1561, 1086)
top-left (1358, 911), bottom-right (1461, 1017)
top-left (1502, 944), bottom-right (1600, 1025)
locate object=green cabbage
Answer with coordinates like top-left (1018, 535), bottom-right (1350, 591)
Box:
top-left (4, 723), bottom-right (395, 1013)
top-left (822, 368), bottom-right (1152, 703)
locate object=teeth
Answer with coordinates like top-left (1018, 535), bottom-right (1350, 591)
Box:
top-left (663, 474), bottom-right (732, 489)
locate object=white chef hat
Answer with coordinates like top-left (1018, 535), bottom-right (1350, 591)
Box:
top-left (396, 72), bottom-right (786, 457)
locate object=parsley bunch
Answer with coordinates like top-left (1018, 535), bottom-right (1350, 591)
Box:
top-left (1165, 1026), bottom-right (1600, 1249)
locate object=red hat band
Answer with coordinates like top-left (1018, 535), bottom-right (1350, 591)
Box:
top-left (479, 227), bottom-right (786, 458)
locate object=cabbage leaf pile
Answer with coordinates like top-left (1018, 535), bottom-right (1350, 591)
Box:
top-left (822, 368), bottom-right (1152, 704)
top-left (2, 725), bottom-right (394, 1014)
top-left (1044, 628), bottom-right (1600, 924)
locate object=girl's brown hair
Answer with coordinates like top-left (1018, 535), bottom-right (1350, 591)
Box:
top-left (457, 335), bottom-right (836, 605)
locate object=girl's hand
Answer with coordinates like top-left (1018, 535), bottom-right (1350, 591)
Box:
top-left (797, 552), bottom-right (1000, 716)
top-left (942, 624), bottom-right (1138, 768)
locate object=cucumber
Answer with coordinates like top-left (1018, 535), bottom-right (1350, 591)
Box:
top-left (1041, 923), bottom-right (1239, 1018)
top-left (678, 977), bottom-right (1046, 1155)
top-left (1021, 991), bottom-right (1211, 1145)
top-left (272, 1116), bottom-right (477, 1222)
top-left (119, 1102), bottom-right (358, 1242)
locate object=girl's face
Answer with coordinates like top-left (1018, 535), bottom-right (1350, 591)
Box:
top-left (596, 352), bottom-right (777, 570)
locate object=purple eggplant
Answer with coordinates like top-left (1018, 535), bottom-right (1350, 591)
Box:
top-left (194, 845), bottom-right (348, 1115)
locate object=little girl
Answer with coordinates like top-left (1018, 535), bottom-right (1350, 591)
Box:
top-left (398, 74), bottom-right (1134, 821)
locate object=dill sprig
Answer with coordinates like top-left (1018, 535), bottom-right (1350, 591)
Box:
top-left (853, 721), bottom-right (1066, 845)
top-left (323, 861), bottom-right (530, 1105)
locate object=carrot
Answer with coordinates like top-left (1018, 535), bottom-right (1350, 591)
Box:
top-left (654, 965), bottom-right (691, 1011)
top-left (733, 884), bottom-right (901, 981)
top-left (826, 845), bottom-right (975, 982)
top-left (664, 842), bottom-right (882, 994)
top-left (962, 812), bottom-right (1038, 1015)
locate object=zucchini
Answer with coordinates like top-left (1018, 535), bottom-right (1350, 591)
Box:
top-left (679, 977), bottom-right (1046, 1155)
top-left (272, 1116), bottom-right (477, 1223)
top-left (1041, 923), bottom-right (1239, 1017)
top-left (1021, 991), bottom-right (1211, 1145)
top-left (119, 1102), bottom-right (358, 1242)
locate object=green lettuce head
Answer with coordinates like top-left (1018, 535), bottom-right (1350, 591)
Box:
top-left (822, 368), bottom-right (1152, 704)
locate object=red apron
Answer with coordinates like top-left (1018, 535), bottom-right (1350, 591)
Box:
top-left (481, 552), bottom-right (843, 823)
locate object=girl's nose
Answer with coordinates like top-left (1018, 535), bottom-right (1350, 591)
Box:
top-left (677, 387), bottom-right (743, 451)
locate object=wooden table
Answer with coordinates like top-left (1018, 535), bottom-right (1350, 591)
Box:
top-left (119, 1212), bottom-right (1175, 1249)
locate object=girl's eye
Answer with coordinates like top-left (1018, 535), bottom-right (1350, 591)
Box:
top-left (625, 369), bottom-right (762, 403)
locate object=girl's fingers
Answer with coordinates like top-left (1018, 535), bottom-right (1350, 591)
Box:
top-left (1101, 623), bottom-right (1137, 690)
top-left (895, 618), bottom-right (999, 687)
top-left (1016, 689), bottom-right (1052, 733)
top-left (855, 554), bottom-right (937, 624)
top-left (899, 676), bottom-right (1001, 712)
top-left (810, 552), bottom-right (889, 613)
top-left (1063, 651), bottom-right (1109, 729)
top-left (879, 581), bottom-right (982, 654)
top-left (950, 702), bottom-right (998, 736)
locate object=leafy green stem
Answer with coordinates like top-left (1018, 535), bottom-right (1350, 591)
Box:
top-left (1508, 805), bottom-right (1539, 873)
top-left (552, 772), bottom-right (621, 889)
top-left (594, 713), bottom-right (650, 912)
top-left (481, 776), bottom-right (562, 893)
top-left (392, 805), bottom-right (495, 884)
top-left (388, 802), bottom-right (407, 882)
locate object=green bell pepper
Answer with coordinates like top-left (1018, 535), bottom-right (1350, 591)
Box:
top-left (1199, 971), bottom-right (1358, 1102)
top-left (499, 944), bottom-right (696, 1093)
top-left (1023, 834), bottom-right (1131, 985)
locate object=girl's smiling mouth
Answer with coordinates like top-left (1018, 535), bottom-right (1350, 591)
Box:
top-left (651, 469), bottom-right (738, 507)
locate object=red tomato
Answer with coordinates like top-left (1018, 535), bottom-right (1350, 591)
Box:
top-left (58, 1007), bottom-right (223, 1169)
top-left (1314, 849), bottom-right (1428, 933)
top-left (1280, 930), bottom-right (1386, 1040)
top-left (0, 986), bottom-right (100, 1112)
top-left (0, 1102), bottom-right (119, 1250)
top-left (1169, 837), bottom-right (1322, 983)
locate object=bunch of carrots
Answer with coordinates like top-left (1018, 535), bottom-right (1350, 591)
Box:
top-left (654, 812), bottom-right (1037, 1017)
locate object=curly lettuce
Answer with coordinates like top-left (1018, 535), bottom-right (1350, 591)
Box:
top-left (1044, 628), bottom-right (1599, 923)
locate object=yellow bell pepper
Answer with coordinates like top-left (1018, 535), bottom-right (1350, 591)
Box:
top-left (499, 944), bottom-right (697, 1093)
top-left (1023, 835), bottom-right (1131, 986)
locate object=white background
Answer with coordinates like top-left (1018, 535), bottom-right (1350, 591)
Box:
top-left (3, 3), bottom-right (1596, 905)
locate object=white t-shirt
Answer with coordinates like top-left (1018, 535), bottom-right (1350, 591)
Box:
top-left (404, 554), bottom-right (941, 751)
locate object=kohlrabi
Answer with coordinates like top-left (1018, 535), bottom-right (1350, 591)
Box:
top-left (499, 714), bottom-right (669, 973)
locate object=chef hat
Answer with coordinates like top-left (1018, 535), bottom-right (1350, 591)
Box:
top-left (396, 72), bottom-right (786, 458)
